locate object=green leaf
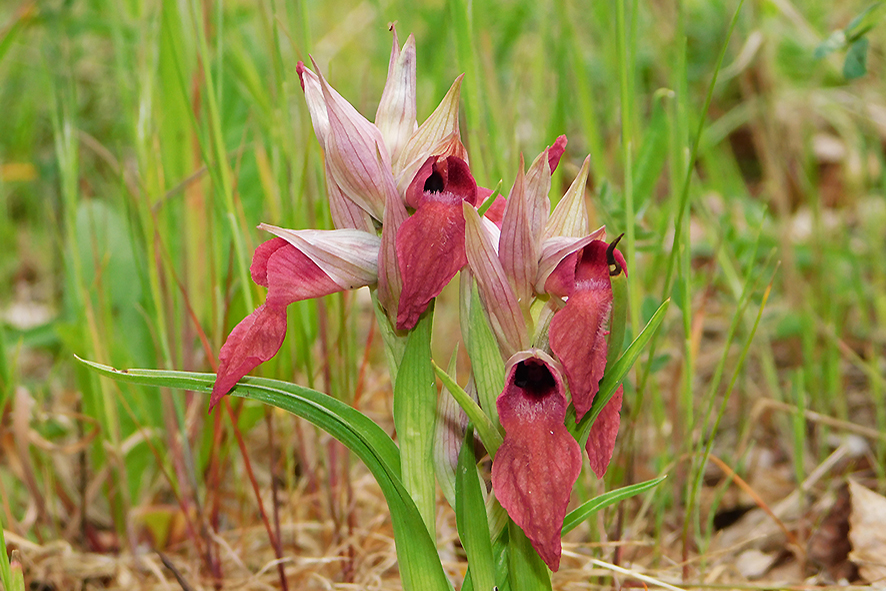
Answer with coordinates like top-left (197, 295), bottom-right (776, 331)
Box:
top-left (464, 530), bottom-right (511, 591)
top-left (434, 347), bottom-right (463, 508)
top-left (845, 1), bottom-right (886, 41)
top-left (393, 310), bottom-right (439, 539)
top-left (843, 37), bottom-right (869, 79)
top-left (432, 361), bottom-right (503, 457)
top-left (477, 180), bottom-right (504, 216)
top-left (507, 521), bottom-right (551, 591)
top-left (814, 30), bottom-right (846, 59)
top-left (456, 426), bottom-right (497, 591)
top-left (562, 475), bottom-right (667, 534)
top-left (576, 299), bottom-right (670, 446)
top-left (77, 358), bottom-right (451, 591)
top-left (463, 279), bottom-right (505, 429)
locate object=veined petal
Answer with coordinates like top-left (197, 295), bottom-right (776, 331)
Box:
top-left (549, 289), bottom-right (610, 420)
top-left (395, 74), bottom-right (464, 183)
top-left (404, 155), bottom-right (478, 208)
top-left (325, 158), bottom-right (375, 232)
top-left (395, 156), bottom-right (478, 330)
top-left (211, 304), bottom-right (287, 409)
top-left (548, 240), bottom-right (613, 420)
top-left (536, 227), bottom-right (606, 295)
top-left (376, 29), bottom-right (417, 163)
top-left (213, 236), bottom-right (361, 406)
top-left (545, 155), bottom-right (591, 240)
top-left (377, 187), bottom-right (408, 322)
top-left (586, 385), bottom-right (623, 478)
top-left (258, 224), bottom-right (380, 290)
top-left (395, 201), bottom-right (466, 330)
top-left (491, 351), bottom-right (581, 572)
top-left (463, 202), bottom-right (528, 356)
top-left (498, 161), bottom-right (534, 307)
top-left (523, 145), bottom-right (554, 240)
top-left (296, 62), bottom-right (330, 149)
top-left (314, 58), bottom-right (399, 221)
top-left (547, 135), bottom-right (568, 173)
top-left (498, 144), bottom-right (555, 308)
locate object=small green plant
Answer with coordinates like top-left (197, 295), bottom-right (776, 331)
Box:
top-left (816, 1), bottom-right (886, 79)
top-left (83, 28), bottom-right (668, 589)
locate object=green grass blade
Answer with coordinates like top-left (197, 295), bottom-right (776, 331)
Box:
top-left (76, 356), bottom-right (401, 478)
top-left (77, 357), bottom-right (452, 591)
top-left (507, 521), bottom-right (551, 591)
top-left (432, 360), bottom-right (503, 457)
top-left (0, 4), bottom-right (29, 66)
top-left (562, 475), bottom-right (667, 534)
top-left (456, 426), bottom-right (496, 591)
top-left (0, 516), bottom-right (13, 591)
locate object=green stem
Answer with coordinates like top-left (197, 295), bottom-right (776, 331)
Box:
top-left (393, 308), bottom-right (438, 539)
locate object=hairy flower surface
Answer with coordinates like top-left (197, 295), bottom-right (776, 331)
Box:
top-left (491, 350), bottom-right (581, 572)
top-left (548, 239), bottom-right (627, 477)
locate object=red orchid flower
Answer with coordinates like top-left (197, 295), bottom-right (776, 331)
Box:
top-left (547, 239), bottom-right (628, 477)
top-left (213, 29), bottom-right (489, 405)
top-left (210, 227), bottom-right (381, 408)
top-left (491, 350), bottom-right (582, 572)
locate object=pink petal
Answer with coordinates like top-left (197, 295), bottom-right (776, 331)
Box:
top-left (250, 238), bottom-right (288, 287)
top-left (586, 385), bottom-right (623, 478)
top-left (548, 135), bottom-right (568, 173)
top-left (404, 155), bottom-right (478, 209)
top-left (259, 225), bottom-right (380, 289)
top-left (395, 200), bottom-right (466, 330)
top-left (549, 290), bottom-right (610, 419)
top-left (314, 59), bottom-right (398, 222)
top-left (296, 61), bottom-right (330, 149)
top-left (394, 156), bottom-right (479, 329)
top-left (325, 158), bottom-right (375, 232)
top-left (377, 187), bottom-right (408, 321)
top-left (214, 238), bottom-right (358, 407)
top-left (492, 353), bottom-right (582, 572)
top-left (211, 304), bottom-right (287, 408)
top-left (263, 241), bottom-right (344, 309)
top-left (536, 227), bottom-right (606, 295)
top-left (395, 74), bottom-right (464, 182)
top-left (498, 164), bottom-right (536, 307)
top-left (376, 29), bottom-right (417, 162)
top-left (463, 203), bottom-right (528, 356)
top-left (544, 155), bottom-right (591, 240)
top-left (548, 241), bottom-right (613, 420)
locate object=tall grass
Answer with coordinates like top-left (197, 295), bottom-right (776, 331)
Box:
top-left (2, 0), bottom-right (885, 584)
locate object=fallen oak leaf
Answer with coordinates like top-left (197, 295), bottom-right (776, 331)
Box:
top-left (848, 480), bottom-right (886, 583)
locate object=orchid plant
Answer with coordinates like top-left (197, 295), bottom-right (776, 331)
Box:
top-left (83, 28), bottom-right (669, 591)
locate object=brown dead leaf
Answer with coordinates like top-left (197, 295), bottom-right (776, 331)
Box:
top-left (848, 480), bottom-right (886, 583)
top-left (808, 483), bottom-right (857, 581)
